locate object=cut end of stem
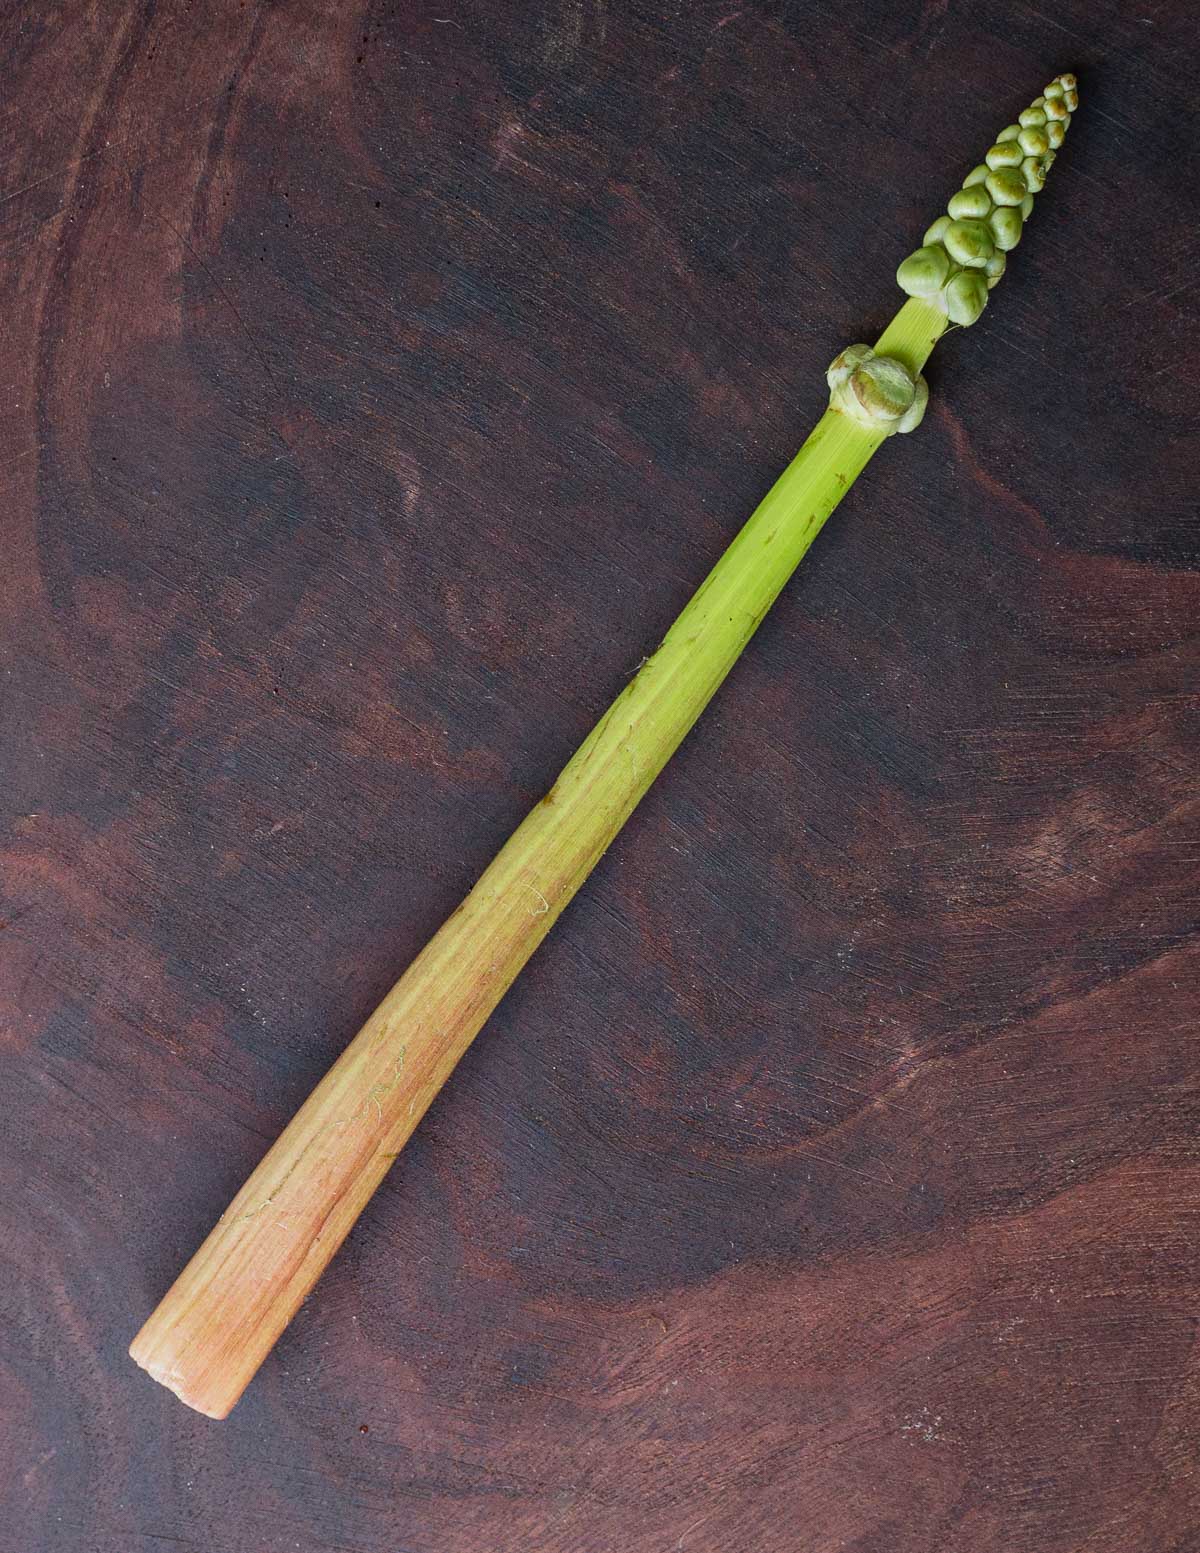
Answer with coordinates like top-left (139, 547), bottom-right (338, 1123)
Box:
top-left (129, 1329), bottom-right (235, 1419)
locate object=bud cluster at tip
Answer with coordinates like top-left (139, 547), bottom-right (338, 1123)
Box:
top-left (896, 73), bottom-right (1078, 327)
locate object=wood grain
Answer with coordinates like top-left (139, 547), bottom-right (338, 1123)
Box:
top-left (2, 2), bottom-right (1198, 1550)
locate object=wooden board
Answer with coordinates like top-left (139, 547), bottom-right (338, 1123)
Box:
top-left (2, 3), bottom-right (1197, 1549)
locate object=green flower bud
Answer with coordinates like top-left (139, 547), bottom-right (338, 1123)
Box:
top-left (896, 244), bottom-right (952, 298)
top-left (943, 218), bottom-right (994, 267)
top-left (827, 346), bottom-right (929, 436)
top-left (895, 72), bottom-right (1077, 326)
top-left (852, 355), bottom-right (912, 421)
top-left (945, 270), bottom-right (988, 326)
top-left (985, 167), bottom-right (1028, 207)
top-left (947, 185), bottom-right (993, 221)
top-left (1018, 125), bottom-right (1050, 157)
top-left (989, 205), bottom-right (1023, 251)
top-left (986, 141), bottom-right (1025, 169)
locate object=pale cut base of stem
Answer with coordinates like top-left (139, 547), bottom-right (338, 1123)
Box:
top-left (130, 298), bottom-right (947, 1418)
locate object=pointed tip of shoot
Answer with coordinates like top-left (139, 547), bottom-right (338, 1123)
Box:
top-left (896, 72), bottom-right (1079, 327)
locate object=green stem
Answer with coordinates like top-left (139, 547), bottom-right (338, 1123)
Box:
top-left (129, 295), bottom-right (949, 1418)
top-left (874, 295), bottom-right (950, 377)
top-left (574, 297), bottom-right (947, 797)
top-left (531, 299), bottom-right (947, 860)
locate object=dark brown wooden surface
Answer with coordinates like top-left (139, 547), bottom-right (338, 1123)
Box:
top-left (3, 3), bottom-right (1198, 1550)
